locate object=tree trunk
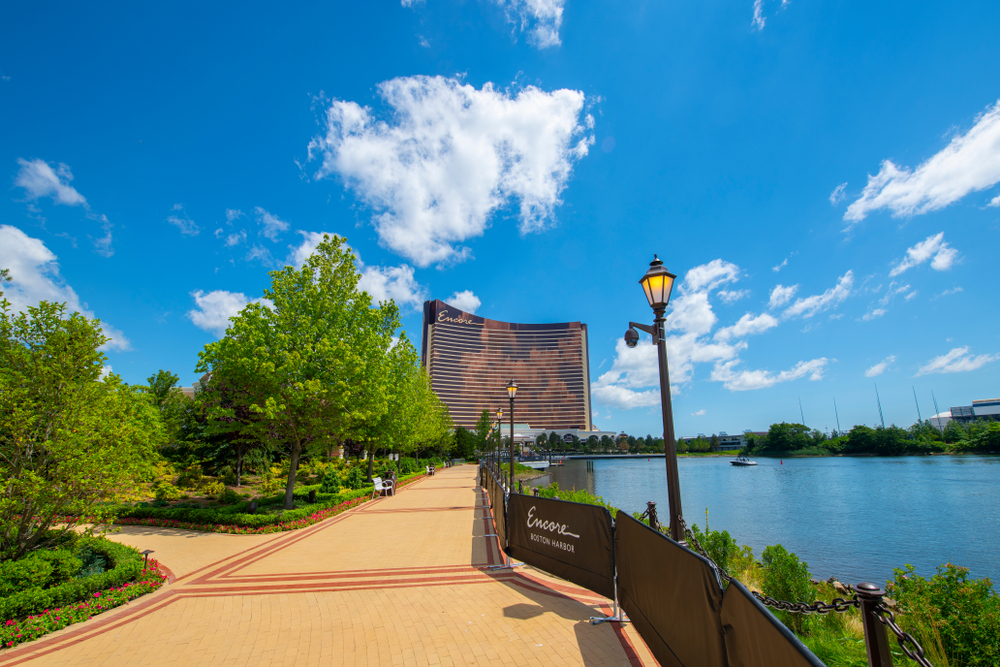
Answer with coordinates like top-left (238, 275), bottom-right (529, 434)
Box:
top-left (366, 446), bottom-right (375, 483)
top-left (284, 442), bottom-right (301, 510)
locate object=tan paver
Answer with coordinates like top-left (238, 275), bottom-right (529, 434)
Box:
top-left (0, 467), bottom-right (655, 667)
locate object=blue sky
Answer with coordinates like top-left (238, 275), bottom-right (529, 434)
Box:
top-left (2, 0), bottom-right (999, 439)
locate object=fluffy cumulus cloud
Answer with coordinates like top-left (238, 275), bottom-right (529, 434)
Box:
top-left (167, 204), bottom-right (200, 236)
top-left (711, 358), bottom-right (827, 391)
top-left (187, 290), bottom-right (271, 338)
top-left (591, 258), bottom-right (827, 408)
top-left (308, 75), bottom-right (593, 267)
top-left (768, 284), bottom-right (798, 309)
top-left (782, 272), bottom-right (853, 319)
top-left (0, 225), bottom-right (130, 351)
top-left (14, 158), bottom-right (87, 206)
top-left (715, 312), bottom-right (779, 341)
top-left (844, 100), bottom-right (1000, 225)
top-left (916, 346), bottom-right (998, 376)
top-left (865, 355), bottom-right (896, 377)
top-left (13, 158), bottom-right (115, 256)
top-left (287, 231), bottom-right (427, 311)
top-left (446, 290), bottom-right (482, 314)
top-left (889, 232), bottom-right (959, 276)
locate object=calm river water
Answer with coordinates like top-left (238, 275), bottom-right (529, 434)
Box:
top-left (532, 455), bottom-right (1000, 586)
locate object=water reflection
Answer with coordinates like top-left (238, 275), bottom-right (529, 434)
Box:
top-left (530, 455), bottom-right (1000, 585)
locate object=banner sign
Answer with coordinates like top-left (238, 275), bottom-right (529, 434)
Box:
top-left (484, 468), bottom-right (507, 553)
top-left (615, 513), bottom-right (727, 667)
top-left (507, 494), bottom-right (615, 599)
top-left (720, 579), bottom-right (825, 667)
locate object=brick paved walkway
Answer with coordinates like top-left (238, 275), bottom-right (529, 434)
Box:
top-left (0, 466), bottom-right (655, 667)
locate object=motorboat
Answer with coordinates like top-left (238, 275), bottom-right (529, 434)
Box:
top-left (730, 456), bottom-right (757, 466)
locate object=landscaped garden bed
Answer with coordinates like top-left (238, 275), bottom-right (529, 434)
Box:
top-left (0, 537), bottom-right (167, 650)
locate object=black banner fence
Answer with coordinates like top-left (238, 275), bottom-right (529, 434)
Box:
top-left (507, 494), bottom-right (615, 600)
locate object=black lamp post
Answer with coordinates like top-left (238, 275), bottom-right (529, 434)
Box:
top-left (507, 379), bottom-right (518, 490)
top-left (625, 255), bottom-right (685, 543)
top-left (494, 407), bottom-right (504, 469)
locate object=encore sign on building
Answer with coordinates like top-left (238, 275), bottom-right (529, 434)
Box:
top-left (420, 299), bottom-right (592, 431)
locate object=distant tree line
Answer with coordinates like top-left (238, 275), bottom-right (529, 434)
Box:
top-left (743, 419), bottom-right (1000, 457)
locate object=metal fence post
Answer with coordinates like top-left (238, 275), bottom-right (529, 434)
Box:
top-left (856, 582), bottom-right (894, 667)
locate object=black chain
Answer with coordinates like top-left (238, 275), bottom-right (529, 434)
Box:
top-left (678, 517), bottom-right (935, 666)
top-left (874, 602), bottom-right (934, 667)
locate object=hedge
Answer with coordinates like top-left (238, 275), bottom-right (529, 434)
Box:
top-left (112, 473), bottom-right (425, 534)
top-left (0, 538), bottom-right (144, 622)
top-left (1, 561), bottom-right (166, 650)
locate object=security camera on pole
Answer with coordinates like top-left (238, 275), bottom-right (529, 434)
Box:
top-left (624, 255), bottom-right (686, 545)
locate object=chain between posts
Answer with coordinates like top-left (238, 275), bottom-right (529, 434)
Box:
top-left (677, 517), bottom-right (934, 667)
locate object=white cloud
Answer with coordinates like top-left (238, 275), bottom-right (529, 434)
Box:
top-left (715, 312), bottom-right (779, 341)
top-left (495, 0), bottom-right (565, 48)
top-left (939, 287), bottom-right (963, 297)
top-left (187, 290), bottom-right (270, 338)
top-left (224, 230), bottom-right (247, 247)
top-left (845, 100), bottom-right (1000, 225)
top-left (358, 264), bottom-right (427, 310)
top-left (99, 365), bottom-right (113, 380)
top-left (889, 232), bottom-right (958, 276)
top-left (14, 158), bottom-right (87, 206)
top-left (245, 244), bottom-right (276, 266)
top-left (167, 204), bottom-right (200, 236)
top-left (782, 272), bottom-right (853, 319)
top-left (862, 308), bottom-right (886, 321)
top-left (254, 206), bottom-right (289, 241)
top-left (446, 290), bottom-right (481, 314)
top-left (309, 75), bottom-right (593, 267)
top-left (768, 284), bottom-right (798, 309)
top-left (711, 358), bottom-right (828, 391)
top-left (772, 258), bottom-right (788, 272)
top-left (752, 0), bottom-right (766, 30)
top-left (226, 209), bottom-right (245, 223)
top-left (0, 225), bottom-right (130, 351)
top-left (287, 231), bottom-right (427, 311)
top-left (865, 355), bottom-right (895, 377)
top-left (830, 183), bottom-right (848, 205)
top-left (988, 194), bottom-right (1000, 207)
top-left (718, 289), bottom-right (748, 304)
top-left (691, 409), bottom-right (706, 417)
top-left (681, 259), bottom-right (740, 293)
top-left (916, 346), bottom-right (998, 376)
top-left (905, 290), bottom-right (918, 301)
top-left (14, 158), bottom-right (114, 256)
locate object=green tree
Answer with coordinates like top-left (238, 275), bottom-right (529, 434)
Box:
top-left (0, 287), bottom-right (163, 560)
top-left (196, 235), bottom-right (399, 509)
top-left (763, 423), bottom-right (811, 452)
top-left (474, 409), bottom-right (493, 456)
top-left (709, 434), bottom-right (720, 451)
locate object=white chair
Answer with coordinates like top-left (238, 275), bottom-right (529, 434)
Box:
top-left (372, 477), bottom-right (394, 498)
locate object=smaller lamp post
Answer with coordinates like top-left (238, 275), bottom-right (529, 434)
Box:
top-left (507, 379), bottom-right (518, 491)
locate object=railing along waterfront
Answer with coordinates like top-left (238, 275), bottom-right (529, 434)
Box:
top-left (477, 454), bottom-right (935, 667)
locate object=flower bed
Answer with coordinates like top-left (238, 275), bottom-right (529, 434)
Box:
top-left (1, 561), bottom-right (166, 650)
top-left (113, 473), bottom-right (425, 535)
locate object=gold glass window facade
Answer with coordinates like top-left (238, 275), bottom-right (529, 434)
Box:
top-left (421, 300), bottom-right (592, 430)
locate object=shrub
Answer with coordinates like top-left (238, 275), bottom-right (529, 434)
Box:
top-left (258, 466), bottom-right (284, 495)
top-left (218, 488), bottom-right (243, 505)
top-left (399, 458), bottom-right (418, 474)
top-left (0, 538), bottom-right (143, 621)
top-left (888, 563), bottom-right (1000, 667)
top-left (343, 465), bottom-right (366, 490)
top-left (689, 524), bottom-right (739, 575)
top-left (218, 466), bottom-right (238, 486)
top-left (176, 464), bottom-right (204, 489)
top-left (74, 543), bottom-right (107, 578)
top-left (761, 544), bottom-right (814, 633)
top-left (153, 482), bottom-right (181, 502)
top-left (320, 469), bottom-right (341, 494)
top-left (201, 480), bottom-right (225, 498)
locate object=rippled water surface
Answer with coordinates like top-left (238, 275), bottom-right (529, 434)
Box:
top-left (532, 455), bottom-right (1000, 585)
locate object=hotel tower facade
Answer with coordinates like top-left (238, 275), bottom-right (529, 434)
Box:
top-left (420, 299), bottom-right (592, 431)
